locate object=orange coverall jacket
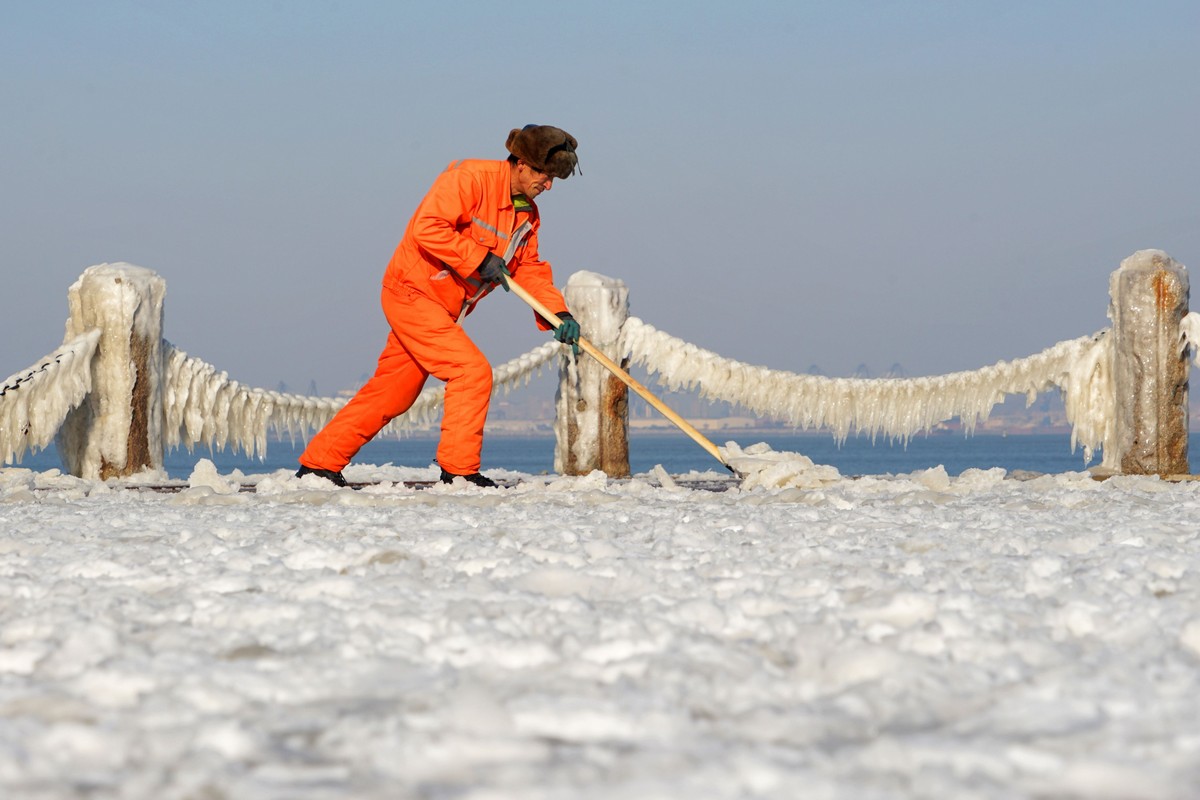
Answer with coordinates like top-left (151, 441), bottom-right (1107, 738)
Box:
top-left (299, 158), bottom-right (570, 476)
top-left (383, 158), bottom-right (569, 326)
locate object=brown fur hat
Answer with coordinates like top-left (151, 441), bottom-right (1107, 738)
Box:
top-left (505, 125), bottom-right (579, 179)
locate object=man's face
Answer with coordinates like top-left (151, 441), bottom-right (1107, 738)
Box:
top-left (513, 161), bottom-right (554, 199)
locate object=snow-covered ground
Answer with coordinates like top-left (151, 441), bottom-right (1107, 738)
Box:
top-left (2, 460), bottom-right (1199, 799)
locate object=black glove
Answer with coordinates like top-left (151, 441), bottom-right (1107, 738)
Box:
top-left (554, 312), bottom-right (581, 355)
top-left (478, 253), bottom-right (510, 291)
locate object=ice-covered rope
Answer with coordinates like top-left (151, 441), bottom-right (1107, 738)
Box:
top-left (621, 317), bottom-right (1115, 463)
top-left (0, 329), bottom-right (102, 464)
top-left (162, 340), bottom-right (561, 458)
top-left (1181, 312), bottom-right (1200, 367)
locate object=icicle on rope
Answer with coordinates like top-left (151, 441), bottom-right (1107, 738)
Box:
top-left (162, 340), bottom-right (561, 458)
top-left (1181, 312), bottom-right (1200, 367)
top-left (620, 317), bottom-right (1115, 462)
top-left (0, 329), bottom-right (102, 465)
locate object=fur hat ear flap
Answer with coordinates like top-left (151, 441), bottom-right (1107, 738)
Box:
top-left (506, 125), bottom-right (579, 179)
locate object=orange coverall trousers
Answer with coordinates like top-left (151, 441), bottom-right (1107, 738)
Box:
top-left (298, 283), bottom-right (493, 475)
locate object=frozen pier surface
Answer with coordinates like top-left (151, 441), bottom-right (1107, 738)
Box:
top-left (2, 462), bottom-right (1199, 799)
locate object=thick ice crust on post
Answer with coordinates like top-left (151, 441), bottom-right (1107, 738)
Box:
top-left (57, 264), bottom-right (166, 479)
top-left (1108, 249), bottom-right (1190, 476)
top-left (556, 272), bottom-right (631, 477)
top-left (561, 271), bottom-right (629, 347)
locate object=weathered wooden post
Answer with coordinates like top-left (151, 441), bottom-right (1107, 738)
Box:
top-left (556, 271), bottom-right (630, 477)
top-left (57, 263), bottom-right (166, 479)
top-left (1108, 249), bottom-right (1190, 476)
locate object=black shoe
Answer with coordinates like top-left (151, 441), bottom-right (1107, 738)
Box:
top-left (296, 465), bottom-right (348, 487)
top-left (439, 468), bottom-right (497, 488)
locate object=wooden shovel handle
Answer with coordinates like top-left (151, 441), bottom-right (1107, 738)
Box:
top-left (505, 276), bottom-right (729, 469)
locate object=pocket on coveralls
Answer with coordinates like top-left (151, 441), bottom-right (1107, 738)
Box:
top-left (425, 268), bottom-right (466, 315)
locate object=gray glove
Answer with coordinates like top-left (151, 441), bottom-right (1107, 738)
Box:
top-left (478, 253), bottom-right (510, 291)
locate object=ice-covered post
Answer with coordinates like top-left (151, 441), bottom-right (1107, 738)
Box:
top-left (555, 271), bottom-right (630, 477)
top-left (57, 264), bottom-right (167, 480)
top-left (1108, 249), bottom-right (1190, 476)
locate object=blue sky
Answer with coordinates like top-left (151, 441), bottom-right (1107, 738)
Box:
top-left (3, 1), bottom-right (1198, 397)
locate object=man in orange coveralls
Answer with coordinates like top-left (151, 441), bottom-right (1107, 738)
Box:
top-left (296, 125), bottom-right (582, 488)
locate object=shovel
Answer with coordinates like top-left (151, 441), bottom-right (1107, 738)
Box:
top-left (504, 274), bottom-right (739, 476)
